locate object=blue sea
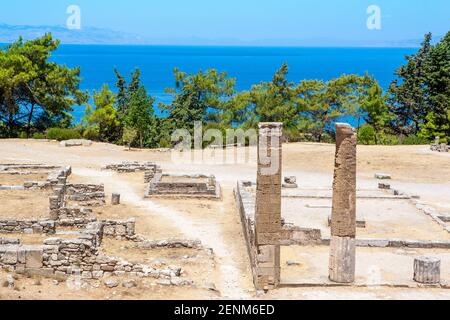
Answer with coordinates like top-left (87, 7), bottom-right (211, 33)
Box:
top-left (48, 46), bottom-right (417, 122)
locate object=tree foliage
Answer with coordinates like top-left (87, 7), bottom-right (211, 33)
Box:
top-left (0, 34), bottom-right (88, 137)
top-left (389, 32), bottom-right (449, 141)
top-left (83, 84), bottom-right (121, 143)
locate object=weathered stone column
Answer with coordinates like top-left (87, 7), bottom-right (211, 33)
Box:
top-left (329, 123), bottom-right (357, 283)
top-left (414, 256), bottom-right (441, 284)
top-left (111, 193), bottom-right (121, 205)
top-left (255, 122), bottom-right (283, 290)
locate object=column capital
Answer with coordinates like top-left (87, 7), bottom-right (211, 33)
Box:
top-left (259, 122), bottom-right (283, 129)
top-left (259, 122), bottom-right (283, 136)
top-left (335, 122), bottom-right (355, 136)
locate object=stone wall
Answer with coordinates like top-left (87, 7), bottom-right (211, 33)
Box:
top-left (56, 207), bottom-right (93, 220)
top-left (50, 181), bottom-right (104, 220)
top-left (280, 224), bottom-right (322, 246)
top-left (0, 245), bottom-right (45, 271)
top-left (55, 218), bottom-right (97, 228)
top-left (102, 161), bottom-right (161, 173)
top-left (102, 219), bottom-right (136, 240)
top-left (0, 164), bottom-right (71, 190)
top-left (0, 220), bottom-right (186, 282)
top-left (0, 238), bottom-right (20, 245)
top-left (64, 184), bottom-right (105, 207)
top-left (137, 239), bottom-right (202, 249)
top-left (431, 143), bottom-right (449, 153)
top-left (0, 219), bottom-right (55, 234)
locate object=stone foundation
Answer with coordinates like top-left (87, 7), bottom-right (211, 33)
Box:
top-left (102, 161), bottom-right (161, 173)
top-left (431, 143), bottom-right (449, 153)
top-left (102, 219), bottom-right (136, 240)
top-left (0, 164), bottom-right (71, 190)
top-left (64, 184), bottom-right (106, 207)
top-left (146, 174), bottom-right (221, 199)
top-left (0, 219), bottom-right (55, 234)
top-left (0, 218), bottom-right (191, 283)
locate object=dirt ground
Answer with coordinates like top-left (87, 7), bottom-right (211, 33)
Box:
top-left (0, 139), bottom-right (449, 300)
top-left (0, 189), bottom-right (51, 219)
top-left (0, 173), bottom-right (49, 186)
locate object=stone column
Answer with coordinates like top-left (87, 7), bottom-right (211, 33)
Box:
top-left (111, 193), bottom-right (121, 205)
top-left (255, 122), bottom-right (283, 290)
top-left (329, 123), bottom-right (357, 283)
top-left (414, 256), bottom-right (441, 284)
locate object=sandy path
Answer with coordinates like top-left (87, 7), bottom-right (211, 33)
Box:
top-left (75, 168), bottom-right (251, 299)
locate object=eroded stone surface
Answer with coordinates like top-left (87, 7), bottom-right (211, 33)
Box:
top-left (329, 123), bottom-right (357, 284)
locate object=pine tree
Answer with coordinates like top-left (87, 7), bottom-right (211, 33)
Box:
top-left (389, 33), bottom-right (433, 135)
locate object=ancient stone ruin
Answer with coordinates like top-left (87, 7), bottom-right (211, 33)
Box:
top-left (102, 161), bottom-right (162, 183)
top-left (254, 123), bottom-right (283, 290)
top-left (431, 137), bottom-right (449, 152)
top-left (146, 173), bottom-right (221, 199)
top-left (235, 122), bottom-right (450, 291)
top-left (282, 176), bottom-right (298, 189)
top-left (328, 123), bottom-right (357, 284)
top-left (59, 139), bottom-right (92, 147)
top-left (0, 163), bottom-right (206, 288)
top-left (0, 164), bottom-right (71, 190)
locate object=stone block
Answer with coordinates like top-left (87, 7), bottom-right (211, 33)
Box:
top-left (375, 173), bottom-right (391, 180)
top-left (2, 249), bottom-right (18, 264)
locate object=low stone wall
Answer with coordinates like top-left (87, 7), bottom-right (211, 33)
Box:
top-left (0, 219), bottom-right (55, 234)
top-left (321, 238), bottom-right (450, 249)
top-left (144, 169), bottom-right (163, 183)
top-left (431, 143), bottom-right (449, 153)
top-left (55, 218), bottom-right (97, 229)
top-left (59, 139), bottom-right (92, 147)
top-left (56, 207), bottom-right (93, 220)
top-left (280, 224), bottom-right (322, 245)
top-left (102, 219), bottom-right (136, 240)
top-left (64, 184), bottom-right (105, 207)
top-left (65, 184), bottom-right (104, 194)
top-left (102, 161), bottom-right (161, 173)
top-left (0, 245), bottom-right (45, 271)
top-left (0, 238), bottom-right (20, 245)
top-left (0, 164), bottom-right (71, 190)
top-left (234, 181), bottom-right (261, 287)
top-left (137, 239), bottom-right (202, 249)
top-left (0, 221), bottom-right (185, 282)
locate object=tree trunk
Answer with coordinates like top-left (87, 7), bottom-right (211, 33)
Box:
top-left (139, 131), bottom-right (143, 149)
top-left (8, 113), bottom-right (14, 138)
top-left (26, 104), bottom-right (35, 138)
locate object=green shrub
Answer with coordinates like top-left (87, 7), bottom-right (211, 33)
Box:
top-left (32, 132), bottom-right (46, 139)
top-left (358, 125), bottom-right (376, 145)
top-left (18, 132), bottom-right (28, 139)
top-left (46, 128), bottom-right (81, 141)
top-left (122, 127), bottom-right (137, 150)
top-left (158, 136), bottom-right (172, 148)
top-left (378, 133), bottom-right (399, 145)
top-left (401, 135), bottom-right (429, 145)
top-left (83, 126), bottom-right (100, 141)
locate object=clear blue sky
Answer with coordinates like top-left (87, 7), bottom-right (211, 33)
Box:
top-left (1, 0), bottom-right (449, 45)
